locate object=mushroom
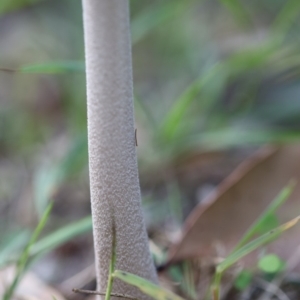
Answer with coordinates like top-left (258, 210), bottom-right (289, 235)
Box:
top-left (81, 0), bottom-right (158, 298)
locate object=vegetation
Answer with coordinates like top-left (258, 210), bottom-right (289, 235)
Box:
top-left (1, 0), bottom-right (300, 299)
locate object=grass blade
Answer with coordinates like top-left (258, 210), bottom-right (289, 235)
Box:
top-left (218, 215), bottom-right (300, 273)
top-left (161, 41), bottom-right (275, 143)
top-left (211, 215), bottom-right (300, 299)
top-left (105, 227), bottom-right (116, 300)
top-left (113, 270), bottom-right (184, 300)
top-left (20, 61), bottom-right (85, 74)
top-left (185, 128), bottom-right (300, 151)
top-left (0, 216), bottom-right (92, 269)
top-left (3, 203), bottom-right (53, 300)
top-left (30, 216), bottom-right (92, 257)
top-left (232, 179), bottom-right (296, 251)
top-left (161, 64), bottom-right (223, 141)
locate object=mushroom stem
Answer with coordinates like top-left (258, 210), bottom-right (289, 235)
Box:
top-left (81, 0), bottom-right (158, 298)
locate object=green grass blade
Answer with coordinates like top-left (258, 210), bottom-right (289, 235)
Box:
top-left (105, 265), bottom-right (115, 300)
top-left (185, 128), bottom-right (300, 151)
top-left (161, 64), bottom-right (223, 141)
top-left (0, 216), bottom-right (92, 268)
top-left (30, 216), bottom-right (92, 257)
top-left (225, 42), bottom-right (276, 75)
top-left (218, 215), bottom-right (300, 273)
top-left (183, 261), bottom-right (197, 300)
top-left (3, 203), bottom-right (53, 300)
top-left (19, 61), bottom-right (85, 74)
top-left (161, 42), bottom-right (275, 142)
top-left (0, 216), bottom-right (92, 269)
top-left (113, 270), bottom-right (184, 300)
top-left (0, 61), bottom-right (85, 75)
top-left (232, 179), bottom-right (296, 251)
top-left (167, 263), bottom-right (197, 300)
top-left (105, 228), bottom-right (116, 300)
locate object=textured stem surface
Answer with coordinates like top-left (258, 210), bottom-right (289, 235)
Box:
top-left (81, 0), bottom-right (158, 299)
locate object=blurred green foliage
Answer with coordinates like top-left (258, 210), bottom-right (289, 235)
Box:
top-left (234, 270), bottom-right (253, 291)
top-left (1, 0), bottom-right (300, 285)
top-left (1, 0), bottom-right (300, 162)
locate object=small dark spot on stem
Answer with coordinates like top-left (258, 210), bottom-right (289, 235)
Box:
top-left (135, 129), bottom-right (138, 147)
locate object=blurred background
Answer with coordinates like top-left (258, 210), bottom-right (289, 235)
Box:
top-left (1, 0), bottom-right (300, 299)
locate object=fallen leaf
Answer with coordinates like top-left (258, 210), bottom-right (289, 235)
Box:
top-left (168, 144), bottom-right (300, 266)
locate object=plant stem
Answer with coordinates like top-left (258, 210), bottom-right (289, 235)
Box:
top-left (81, 0), bottom-right (158, 297)
top-left (105, 227), bottom-right (116, 300)
top-left (73, 289), bottom-right (138, 300)
top-left (3, 203), bottom-right (52, 300)
top-left (211, 270), bottom-right (222, 300)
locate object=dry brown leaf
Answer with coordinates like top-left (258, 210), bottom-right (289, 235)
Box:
top-left (168, 144), bottom-right (300, 266)
top-left (0, 266), bottom-right (65, 300)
